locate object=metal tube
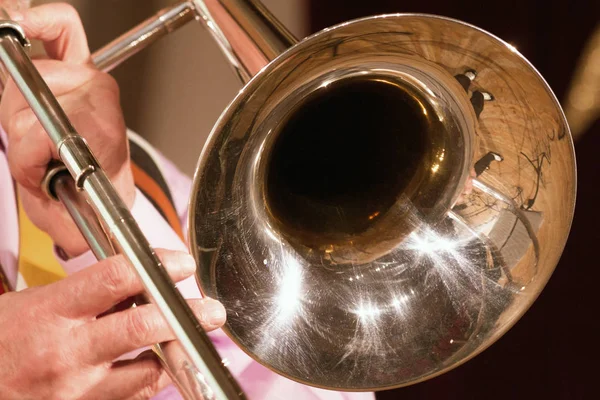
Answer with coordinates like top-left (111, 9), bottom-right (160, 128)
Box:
top-left (0, 30), bottom-right (245, 400)
top-left (217, 0), bottom-right (297, 60)
top-left (89, 1), bottom-right (298, 82)
top-left (53, 171), bottom-right (225, 400)
top-left (93, 1), bottom-right (197, 73)
top-left (0, 1), bottom-right (302, 397)
top-left (191, 0), bottom-right (298, 81)
top-left (52, 169), bottom-right (116, 260)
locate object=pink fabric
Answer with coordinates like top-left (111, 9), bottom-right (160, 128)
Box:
top-left (0, 147), bottom-right (18, 289)
top-left (0, 128), bottom-right (374, 400)
top-left (0, 129), bottom-right (19, 290)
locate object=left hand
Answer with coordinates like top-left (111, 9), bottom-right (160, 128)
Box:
top-left (1, 3), bottom-right (134, 257)
top-left (0, 249), bottom-right (227, 400)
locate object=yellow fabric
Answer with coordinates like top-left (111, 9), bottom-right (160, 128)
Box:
top-left (17, 193), bottom-right (67, 288)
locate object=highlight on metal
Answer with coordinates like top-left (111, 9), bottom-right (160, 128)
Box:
top-left (0, 1), bottom-right (576, 399)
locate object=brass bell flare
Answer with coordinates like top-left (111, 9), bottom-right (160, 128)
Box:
top-left (190, 14), bottom-right (575, 391)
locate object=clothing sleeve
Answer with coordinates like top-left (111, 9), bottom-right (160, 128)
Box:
top-left (55, 137), bottom-right (374, 400)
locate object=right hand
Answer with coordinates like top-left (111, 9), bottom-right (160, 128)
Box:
top-left (1, 3), bottom-right (135, 258)
top-left (0, 249), bottom-right (226, 400)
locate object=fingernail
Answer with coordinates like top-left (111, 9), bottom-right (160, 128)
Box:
top-left (175, 252), bottom-right (197, 275)
top-left (203, 299), bottom-right (227, 327)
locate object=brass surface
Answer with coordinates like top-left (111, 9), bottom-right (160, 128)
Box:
top-left (3, 0), bottom-right (576, 395)
top-left (190, 14), bottom-right (575, 391)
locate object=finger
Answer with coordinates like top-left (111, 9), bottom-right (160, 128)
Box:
top-left (11, 3), bottom-right (90, 63)
top-left (1, 62), bottom-right (117, 197)
top-left (51, 249), bottom-right (197, 318)
top-left (80, 351), bottom-right (171, 400)
top-left (81, 298), bottom-right (226, 364)
top-left (8, 129), bottom-right (55, 198)
top-left (0, 60), bottom-right (98, 129)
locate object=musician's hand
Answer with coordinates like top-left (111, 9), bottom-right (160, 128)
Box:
top-left (0, 249), bottom-right (226, 400)
top-left (0, 3), bottom-right (133, 257)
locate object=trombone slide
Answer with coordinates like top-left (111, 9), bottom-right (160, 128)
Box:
top-left (0, 17), bottom-right (245, 400)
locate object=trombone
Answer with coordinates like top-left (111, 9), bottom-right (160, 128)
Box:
top-left (0, 1), bottom-right (576, 399)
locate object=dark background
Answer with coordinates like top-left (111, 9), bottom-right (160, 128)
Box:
top-left (308, 1), bottom-right (599, 399)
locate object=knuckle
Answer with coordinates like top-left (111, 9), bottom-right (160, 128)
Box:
top-left (125, 308), bottom-right (152, 347)
top-left (45, 380), bottom-right (75, 400)
top-left (36, 348), bottom-right (67, 383)
top-left (54, 2), bottom-right (80, 21)
top-left (137, 362), bottom-right (164, 399)
top-left (8, 160), bottom-right (30, 190)
top-left (7, 112), bottom-right (32, 136)
top-left (100, 256), bottom-right (134, 300)
top-left (100, 72), bottom-right (120, 94)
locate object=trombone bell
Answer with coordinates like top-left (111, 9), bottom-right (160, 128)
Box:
top-left (189, 13), bottom-right (575, 391)
top-left (1, 0), bottom-right (576, 397)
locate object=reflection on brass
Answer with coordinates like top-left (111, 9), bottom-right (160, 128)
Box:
top-left (2, 0), bottom-right (576, 397)
top-left (189, 11), bottom-right (575, 392)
